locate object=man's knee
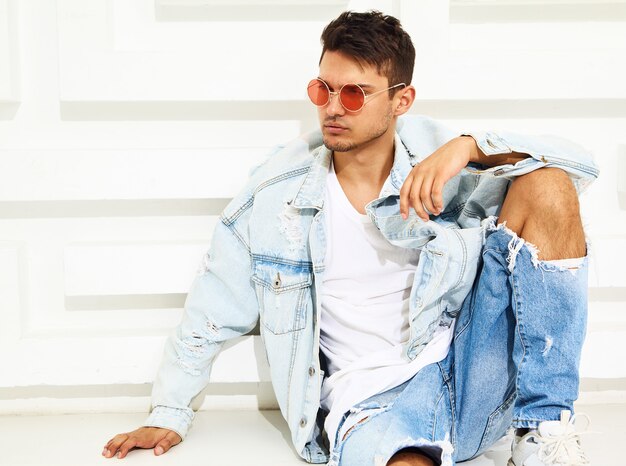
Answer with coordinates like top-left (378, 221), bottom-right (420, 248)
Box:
top-left (499, 168), bottom-right (586, 260)
top-left (386, 448), bottom-right (435, 466)
top-left (505, 168), bottom-right (580, 219)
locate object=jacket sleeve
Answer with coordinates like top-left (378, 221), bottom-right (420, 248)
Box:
top-left (144, 196), bottom-right (259, 439)
top-left (461, 130), bottom-right (600, 194)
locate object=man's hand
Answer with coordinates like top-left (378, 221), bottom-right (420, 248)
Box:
top-left (102, 426), bottom-right (182, 459)
top-left (400, 136), bottom-right (478, 222)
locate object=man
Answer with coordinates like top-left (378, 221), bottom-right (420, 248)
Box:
top-left (102, 11), bottom-right (597, 466)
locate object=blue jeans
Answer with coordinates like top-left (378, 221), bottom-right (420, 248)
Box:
top-left (329, 222), bottom-right (588, 466)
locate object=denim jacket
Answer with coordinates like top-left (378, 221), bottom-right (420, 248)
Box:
top-left (145, 115), bottom-right (598, 463)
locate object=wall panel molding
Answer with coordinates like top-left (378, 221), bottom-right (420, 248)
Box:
top-left (618, 145), bottom-right (626, 210)
top-left (56, 0), bottom-right (321, 103)
top-left (0, 213), bottom-right (215, 338)
top-left (0, 243), bottom-right (26, 343)
top-left (155, 0), bottom-right (349, 21)
top-left (450, 0), bottom-right (626, 23)
top-left (0, 335), bottom-right (268, 387)
top-left (0, 149), bottom-right (269, 202)
top-left (0, 0), bottom-right (20, 114)
top-left (409, 99), bottom-right (626, 119)
top-left (0, 199), bottom-right (231, 218)
top-left (59, 100), bottom-right (315, 123)
top-left (64, 242), bottom-right (206, 297)
top-left (401, 0), bottom-right (626, 100)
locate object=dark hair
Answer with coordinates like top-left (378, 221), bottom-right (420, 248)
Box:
top-left (320, 10), bottom-right (415, 95)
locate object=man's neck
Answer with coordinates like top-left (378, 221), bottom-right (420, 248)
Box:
top-left (331, 127), bottom-right (396, 214)
top-left (332, 128), bottom-right (396, 188)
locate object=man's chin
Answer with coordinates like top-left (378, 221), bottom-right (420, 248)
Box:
top-left (322, 137), bottom-right (357, 153)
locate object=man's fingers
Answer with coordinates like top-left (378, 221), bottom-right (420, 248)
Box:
top-left (409, 190), bottom-right (428, 222)
top-left (102, 427), bottom-right (181, 459)
top-left (401, 169), bottom-right (436, 222)
top-left (167, 430), bottom-right (182, 446)
top-left (399, 174), bottom-right (413, 219)
top-left (406, 174), bottom-right (429, 222)
top-left (419, 176), bottom-right (437, 218)
top-left (154, 432), bottom-right (181, 456)
top-left (431, 178), bottom-right (444, 213)
top-left (155, 437), bottom-right (171, 455)
top-left (117, 438), bottom-right (138, 459)
top-left (103, 434), bottom-right (128, 458)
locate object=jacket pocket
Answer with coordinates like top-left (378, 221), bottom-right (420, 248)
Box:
top-left (252, 261), bottom-right (312, 335)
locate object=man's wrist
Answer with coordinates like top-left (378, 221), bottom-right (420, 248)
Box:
top-left (459, 135), bottom-right (482, 164)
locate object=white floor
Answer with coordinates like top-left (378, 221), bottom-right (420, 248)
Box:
top-left (0, 403), bottom-right (619, 466)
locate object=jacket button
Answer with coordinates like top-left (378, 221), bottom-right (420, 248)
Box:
top-left (308, 366), bottom-right (315, 376)
top-left (299, 417), bottom-right (307, 428)
top-left (273, 272), bottom-right (281, 289)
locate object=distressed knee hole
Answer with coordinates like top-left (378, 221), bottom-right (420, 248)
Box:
top-left (341, 415), bottom-right (370, 441)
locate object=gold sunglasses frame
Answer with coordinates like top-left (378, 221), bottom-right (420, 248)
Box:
top-left (307, 78), bottom-right (406, 112)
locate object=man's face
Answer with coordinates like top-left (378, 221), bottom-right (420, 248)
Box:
top-left (317, 50), bottom-right (397, 154)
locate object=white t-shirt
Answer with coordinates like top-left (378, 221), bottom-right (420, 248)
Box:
top-left (319, 160), bottom-right (453, 451)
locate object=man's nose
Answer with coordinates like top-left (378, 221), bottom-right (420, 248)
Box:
top-left (325, 92), bottom-right (345, 117)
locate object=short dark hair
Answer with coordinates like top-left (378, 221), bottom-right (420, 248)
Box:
top-left (320, 10), bottom-right (415, 94)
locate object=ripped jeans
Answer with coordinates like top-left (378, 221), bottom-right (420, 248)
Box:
top-left (329, 221), bottom-right (588, 466)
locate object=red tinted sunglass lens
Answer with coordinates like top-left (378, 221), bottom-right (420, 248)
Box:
top-left (340, 84), bottom-right (365, 111)
top-left (307, 79), bottom-right (329, 106)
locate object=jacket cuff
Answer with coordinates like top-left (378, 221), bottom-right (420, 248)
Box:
top-left (144, 405), bottom-right (194, 440)
top-left (460, 131), bottom-right (513, 156)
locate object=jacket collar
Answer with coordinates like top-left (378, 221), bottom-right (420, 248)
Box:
top-left (380, 134), bottom-right (417, 197)
top-left (290, 144), bottom-right (330, 210)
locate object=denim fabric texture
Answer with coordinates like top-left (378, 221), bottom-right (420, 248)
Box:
top-left (143, 114), bottom-right (598, 464)
top-left (329, 220), bottom-right (589, 466)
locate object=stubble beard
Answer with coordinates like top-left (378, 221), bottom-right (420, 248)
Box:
top-left (322, 106), bottom-right (394, 153)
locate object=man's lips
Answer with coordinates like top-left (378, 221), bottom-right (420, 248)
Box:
top-left (324, 123), bottom-right (348, 134)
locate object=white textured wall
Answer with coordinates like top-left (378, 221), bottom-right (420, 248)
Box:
top-left (0, 0), bottom-right (625, 414)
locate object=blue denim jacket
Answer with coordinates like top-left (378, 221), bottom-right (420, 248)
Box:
top-left (145, 115), bottom-right (598, 463)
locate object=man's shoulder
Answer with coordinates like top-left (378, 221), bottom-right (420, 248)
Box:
top-left (221, 131), bottom-right (325, 222)
top-left (252, 130), bottom-right (324, 179)
top-left (397, 114), bottom-right (458, 152)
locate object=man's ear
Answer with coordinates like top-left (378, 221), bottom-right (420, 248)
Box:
top-left (394, 85), bottom-right (416, 116)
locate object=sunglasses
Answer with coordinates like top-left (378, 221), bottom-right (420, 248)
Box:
top-left (307, 78), bottom-right (406, 112)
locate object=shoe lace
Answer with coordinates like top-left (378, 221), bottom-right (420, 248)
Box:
top-left (535, 413), bottom-right (592, 465)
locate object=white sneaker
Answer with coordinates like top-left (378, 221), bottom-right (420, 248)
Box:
top-left (508, 410), bottom-right (590, 466)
